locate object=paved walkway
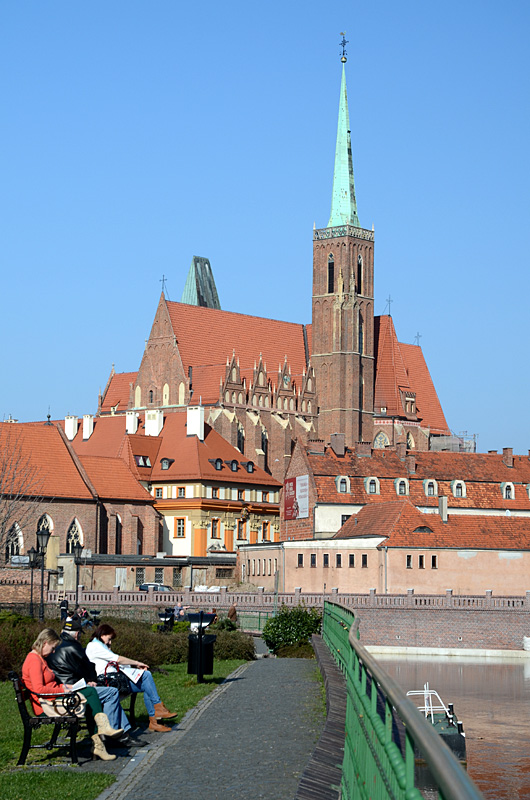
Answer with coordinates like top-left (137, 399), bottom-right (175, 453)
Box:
top-left (93, 655), bottom-right (325, 800)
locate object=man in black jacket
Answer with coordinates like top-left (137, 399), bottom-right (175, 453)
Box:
top-left (46, 616), bottom-right (144, 748)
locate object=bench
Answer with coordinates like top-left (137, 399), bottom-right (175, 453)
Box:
top-left (9, 671), bottom-right (80, 766)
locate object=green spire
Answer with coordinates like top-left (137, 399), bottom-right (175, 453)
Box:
top-left (327, 59), bottom-right (360, 228)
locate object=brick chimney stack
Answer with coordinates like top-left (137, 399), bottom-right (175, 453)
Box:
top-left (406, 453), bottom-right (416, 474)
top-left (502, 447), bottom-right (513, 468)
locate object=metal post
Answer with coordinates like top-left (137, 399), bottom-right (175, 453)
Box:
top-left (28, 547), bottom-right (37, 619)
top-left (36, 529), bottom-right (50, 623)
top-left (73, 542), bottom-right (83, 609)
top-left (197, 610), bottom-right (204, 683)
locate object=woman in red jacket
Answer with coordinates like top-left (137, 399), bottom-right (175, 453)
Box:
top-left (22, 628), bottom-right (122, 760)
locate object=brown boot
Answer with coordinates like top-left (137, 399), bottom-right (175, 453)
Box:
top-left (148, 716), bottom-right (172, 732)
top-left (153, 702), bottom-right (177, 720)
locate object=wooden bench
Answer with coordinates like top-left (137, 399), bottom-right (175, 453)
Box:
top-left (9, 671), bottom-right (80, 766)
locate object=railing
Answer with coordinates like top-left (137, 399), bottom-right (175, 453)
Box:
top-left (322, 601), bottom-right (484, 800)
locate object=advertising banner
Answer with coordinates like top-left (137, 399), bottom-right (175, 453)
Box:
top-left (284, 474), bottom-right (309, 519)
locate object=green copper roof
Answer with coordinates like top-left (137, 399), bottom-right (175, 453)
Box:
top-left (327, 62), bottom-right (360, 228)
top-left (181, 256), bottom-right (221, 309)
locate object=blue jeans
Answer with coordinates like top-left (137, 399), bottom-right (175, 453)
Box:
top-left (95, 685), bottom-right (130, 733)
top-left (129, 670), bottom-right (160, 717)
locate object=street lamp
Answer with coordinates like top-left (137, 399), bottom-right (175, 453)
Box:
top-left (28, 546), bottom-right (37, 618)
top-left (37, 528), bottom-right (51, 622)
top-left (72, 542), bottom-right (83, 609)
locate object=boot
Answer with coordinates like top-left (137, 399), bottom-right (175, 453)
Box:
top-left (94, 712), bottom-right (124, 738)
top-left (148, 716), bottom-right (172, 732)
top-left (91, 733), bottom-right (117, 761)
top-left (153, 702), bottom-right (177, 720)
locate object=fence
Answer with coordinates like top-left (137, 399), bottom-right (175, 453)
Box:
top-left (322, 601), bottom-right (484, 800)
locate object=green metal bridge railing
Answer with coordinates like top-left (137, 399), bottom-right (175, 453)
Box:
top-left (322, 601), bottom-right (484, 800)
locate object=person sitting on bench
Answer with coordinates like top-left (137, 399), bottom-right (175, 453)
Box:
top-left (22, 628), bottom-right (123, 761)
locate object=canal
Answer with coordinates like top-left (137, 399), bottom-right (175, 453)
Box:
top-left (375, 653), bottom-right (530, 800)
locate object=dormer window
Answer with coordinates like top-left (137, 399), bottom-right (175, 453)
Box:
top-left (451, 480), bottom-right (466, 498)
top-left (215, 459), bottom-right (222, 471)
top-left (394, 478), bottom-right (409, 496)
top-left (364, 477), bottom-right (380, 495)
top-left (241, 461), bottom-right (254, 473)
top-left (501, 482), bottom-right (515, 500)
top-left (134, 455), bottom-right (152, 468)
top-left (424, 479), bottom-right (438, 497)
top-left (161, 458), bottom-right (171, 470)
top-left (230, 460), bottom-right (238, 472)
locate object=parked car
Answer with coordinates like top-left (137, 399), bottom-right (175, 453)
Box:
top-left (138, 583), bottom-right (173, 592)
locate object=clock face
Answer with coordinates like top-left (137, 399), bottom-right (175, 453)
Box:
top-left (283, 375), bottom-right (290, 388)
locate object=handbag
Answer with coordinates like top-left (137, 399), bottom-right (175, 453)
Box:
top-left (40, 691), bottom-right (87, 718)
top-left (96, 661), bottom-right (132, 698)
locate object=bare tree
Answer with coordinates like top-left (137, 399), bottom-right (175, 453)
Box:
top-left (0, 424), bottom-right (45, 562)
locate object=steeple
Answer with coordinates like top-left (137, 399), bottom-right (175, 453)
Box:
top-left (327, 36), bottom-right (360, 228)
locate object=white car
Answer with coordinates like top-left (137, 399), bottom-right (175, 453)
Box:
top-left (138, 583), bottom-right (172, 592)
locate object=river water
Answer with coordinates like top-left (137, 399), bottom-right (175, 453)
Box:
top-left (375, 654), bottom-right (530, 800)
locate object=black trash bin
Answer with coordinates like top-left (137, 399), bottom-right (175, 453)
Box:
top-left (187, 612), bottom-right (217, 682)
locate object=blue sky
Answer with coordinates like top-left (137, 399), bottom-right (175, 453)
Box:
top-left (2, 1), bottom-right (529, 454)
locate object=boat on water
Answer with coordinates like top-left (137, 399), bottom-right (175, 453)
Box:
top-left (407, 683), bottom-right (466, 763)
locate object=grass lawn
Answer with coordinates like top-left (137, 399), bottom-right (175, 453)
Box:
top-left (0, 660), bottom-right (245, 800)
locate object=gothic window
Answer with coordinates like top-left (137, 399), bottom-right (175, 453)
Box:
top-left (238, 392), bottom-right (243, 404)
top-left (178, 382), bottom-right (185, 405)
top-left (135, 386), bottom-right (141, 407)
top-left (137, 520), bottom-right (144, 555)
top-left (358, 313), bottom-right (364, 354)
top-left (328, 255), bottom-right (334, 294)
top-left (37, 515), bottom-right (52, 536)
top-left (357, 254), bottom-right (363, 295)
top-left (232, 367), bottom-right (237, 381)
top-left (115, 515), bottom-right (122, 555)
top-left (259, 372), bottom-right (264, 387)
top-left (232, 391), bottom-right (236, 403)
top-left (162, 383), bottom-right (169, 405)
top-left (149, 390), bottom-right (154, 404)
top-left (237, 425), bottom-right (245, 454)
top-left (261, 429), bottom-right (268, 471)
top-left (407, 432), bottom-right (415, 449)
top-left (5, 524), bottom-right (22, 562)
top-left (373, 431), bottom-right (390, 449)
top-left (66, 520), bottom-right (82, 554)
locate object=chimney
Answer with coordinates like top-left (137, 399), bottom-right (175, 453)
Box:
top-left (82, 414), bottom-right (94, 440)
top-left (438, 495), bottom-right (448, 523)
top-left (502, 447), bottom-right (513, 468)
top-left (145, 409), bottom-right (164, 437)
top-left (488, 450), bottom-right (497, 454)
top-left (406, 453), bottom-right (416, 474)
top-left (308, 439), bottom-right (325, 455)
top-left (330, 433), bottom-right (345, 457)
top-left (126, 411), bottom-right (139, 435)
top-left (187, 406), bottom-right (204, 441)
top-left (65, 415), bottom-right (78, 441)
top-left (356, 442), bottom-right (372, 457)
top-left (396, 441), bottom-right (406, 460)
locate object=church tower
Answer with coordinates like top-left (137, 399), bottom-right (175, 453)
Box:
top-left (312, 39), bottom-right (375, 446)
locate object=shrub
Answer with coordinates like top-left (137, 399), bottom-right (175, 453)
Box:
top-left (213, 630), bottom-right (255, 661)
top-left (262, 605), bottom-right (322, 654)
top-left (212, 617), bottom-right (237, 632)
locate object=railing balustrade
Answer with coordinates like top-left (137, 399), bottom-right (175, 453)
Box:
top-left (322, 601), bottom-right (484, 800)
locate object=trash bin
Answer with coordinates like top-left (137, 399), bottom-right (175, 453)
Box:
top-left (188, 633), bottom-right (216, 676)
top-left (187, 611), bottom-right (217, 681)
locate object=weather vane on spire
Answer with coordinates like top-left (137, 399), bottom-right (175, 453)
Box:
top-left (340, 32), bottom-right (348, 62)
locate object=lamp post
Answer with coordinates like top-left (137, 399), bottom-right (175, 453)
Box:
top-left (37, 528), bottom-right (51, 622)
top-left (28, 546), bottom-right (37, 618)
top-left (72, 542), bottom-right (83, 610)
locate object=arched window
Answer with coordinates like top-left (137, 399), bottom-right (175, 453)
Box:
top-left (373, 431), bottom-right (390, 449)
top-left (327, 255), bottom-right (335, 294)
top-left (395, 478), bottom-right (409, 496)
top-left (506, 485), bottom-right (512, 499)
top-left (232, 367), bottom-right (237, 381)
top-left (149, 390), bottom-right (154, 404)
top-left (261, 429), bottom-right (268, 471)
top-left (358, 313), bottom-right (364, 354)
top-left (369, 479), bottom-right (377, 494)
top-left (237, 425), bottom-right (245, 454)
top-left (407, 432), bottom-right (415, 449)
top-left (162, 383), bottom-right (169, 406)
top-left (134, 385), bottom-right (141, 407)
top-left (137, 520), bottom-right (143, 555)
top-left (66, 519), bottom-right (82, 554)
top-left (398, 481), bottom-right (406, 495)
top-left (115, 515), bottom-right (122, 555)
top-left (178, 382), bottom-right (185, 405)
top-left (452, 480), bottom-right (466, 498)
top-left (339, 478), bottom-right (348, 493)
top-left (5, 523), bottom-right (22, 562)
top-left (357, 254), bottom-right (363, 294)
top-left (427, 482), bottom-right (435, 496)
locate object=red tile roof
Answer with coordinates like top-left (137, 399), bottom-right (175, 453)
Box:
top-left (166, 302), bottom-right (308, 404)
top-left (100, 372), bottom-right (137, 414)
top-left (335, 499), bottom-right (530, 550)
top-left (374, 316), bottom-right (449, 434)
top-left (79, 456), bottom-right (153, 502)
top-left (0, 422), bottom-right (93, 499)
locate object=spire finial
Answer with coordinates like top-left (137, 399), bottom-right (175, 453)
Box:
top-left (340, 32), bottom-right (348, 63)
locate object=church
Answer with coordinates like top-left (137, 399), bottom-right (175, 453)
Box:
top-left (97, 46), bottom-right (451, 486)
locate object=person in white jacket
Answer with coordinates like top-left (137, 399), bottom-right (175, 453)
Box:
top-left (86, 623), bottom-right (177, 733)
